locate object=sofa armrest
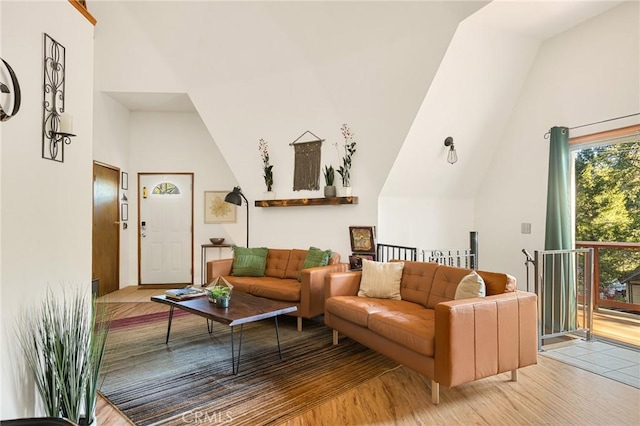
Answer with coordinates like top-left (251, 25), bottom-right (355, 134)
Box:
top-left (324, 270), bottom-right (362, 299)
top-left (434, 291), bottom-right (538, 388)
top-left (206, 258), bottom-right (234, 284)
top-left (299, 263), bottom-right (349, 318)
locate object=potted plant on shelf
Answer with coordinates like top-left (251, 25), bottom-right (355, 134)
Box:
top-left (258, 138), bottom-right (275, 199)
top-left (323, 165), bottom-right (336, 198)
top-left (335, 123), bottom-right (357, 197)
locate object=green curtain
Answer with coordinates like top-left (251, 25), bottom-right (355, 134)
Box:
top-left (544, 126), bottom-right (576, 333)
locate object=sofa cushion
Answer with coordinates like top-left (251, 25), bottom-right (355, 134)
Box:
top-left (358, 260), bottom-right (404, 300)
top-left (325, 296), bottom-right (423, 327)
top-left (265, 249), bottom-right (291, 279)
top-left (250, 278), bottom-right (301, 302)
top-left (399, 261), bottom-right (439, 307)
top-left (477, 271), bottom-right (516, 295)
top-left (231, 247), bottom-right (268, 277)
top-left (298, 246), bottom-right (332, 281)
top-left (426, 265), bottom-right (471, 309)
top-left (302, 246), bottom-right (331, 269)
top-left (368, 309), bottom-right (436, 356)
top-left (284, 249), bottom-right (308, 279)
top-left (221, 276), bottom-right (254, 294)
top-left (454, 271), bottom-right (486, 300)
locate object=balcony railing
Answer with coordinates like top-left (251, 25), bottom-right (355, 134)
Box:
top-left (576, 241), bottom-right (640, 313)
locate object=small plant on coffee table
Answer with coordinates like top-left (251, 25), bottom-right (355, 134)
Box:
top-left (206, 284), bottom-right (232, 306)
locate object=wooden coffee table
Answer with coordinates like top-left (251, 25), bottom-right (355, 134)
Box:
top-left (151, 292), bottom-right (297, 374)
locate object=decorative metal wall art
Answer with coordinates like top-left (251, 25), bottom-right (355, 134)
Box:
top-left (0, 58), bottom-right (22, 122)
top-left (42, 33), bottom-right (75, 162)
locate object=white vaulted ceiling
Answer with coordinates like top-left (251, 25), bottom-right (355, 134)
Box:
top-left (92, 0), bottom-right (623, 200)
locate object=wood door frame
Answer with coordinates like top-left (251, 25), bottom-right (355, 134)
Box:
top-left (137, 172), bottom-right (195, 286)
top-left (92, 161), bottom-right (120, 295)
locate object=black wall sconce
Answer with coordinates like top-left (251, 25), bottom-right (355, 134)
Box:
top-left (42, 33), bottom-right (75, 163)
top-left (444, 136), bottom-right (458, 164)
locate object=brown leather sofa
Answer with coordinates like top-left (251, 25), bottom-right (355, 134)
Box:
top-left (207, 248), bottom-right (347, 330)
top-left (324, 261), bottom-right (538, 404)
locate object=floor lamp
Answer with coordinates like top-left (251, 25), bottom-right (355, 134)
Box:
top-left (225, 186), bottom-right (249, 247)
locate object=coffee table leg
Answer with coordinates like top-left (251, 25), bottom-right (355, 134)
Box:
top-left (232, 324), bottom-right (244, 375)
top-left (165, 306), bottom-right (174, 344)
top-left (275, 316), bottom-right (283, 360)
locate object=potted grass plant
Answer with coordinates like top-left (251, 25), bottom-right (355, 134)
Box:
top-left (16, 287), bottom-right (111, 425)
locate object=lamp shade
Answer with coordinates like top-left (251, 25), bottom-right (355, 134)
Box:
top-left (225, 187), bottom-right (243, 206)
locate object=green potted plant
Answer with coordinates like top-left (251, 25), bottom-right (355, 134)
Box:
top-left (323, 165), bottom-right (336, 198)
top-left (335, 123), bottom-right (357, 197)
top-left (16, 287), bottom-right (111, 425)
top-left (205, 279), bottom-right (233, 308)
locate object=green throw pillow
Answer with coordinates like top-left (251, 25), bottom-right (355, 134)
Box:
top-left (299, 246), bottom-right (332, 281)
top-left (231, 246), bottom-right (268, 277)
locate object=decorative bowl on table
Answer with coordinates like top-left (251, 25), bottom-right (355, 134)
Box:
top-left (209, 237), bottom-right (225, 245)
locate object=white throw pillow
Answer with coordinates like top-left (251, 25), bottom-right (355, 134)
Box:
top-left (454, 270), bottom-right (486, 300)
top-left (358, 259), bottom-right (404, 300)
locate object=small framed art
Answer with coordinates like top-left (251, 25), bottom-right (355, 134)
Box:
top-left (121, 203), bottom-right (128, 222)
top-left (349, 226), bottom-right (376, 253)
top-left (348, 253), bottom-right (375, 270)
top-left (204, 191), bottom-right (237, 223)
top-left (121, 171), bottom-right (128, 190)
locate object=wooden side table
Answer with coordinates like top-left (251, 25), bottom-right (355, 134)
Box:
top-left (201, 243), bottom-right (232, 285)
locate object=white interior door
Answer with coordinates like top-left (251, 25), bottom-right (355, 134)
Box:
top-left (139, 174), bottom-right (193, 285)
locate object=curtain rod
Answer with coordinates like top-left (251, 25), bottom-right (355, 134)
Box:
top-left (544, 112), bottom-right (640, 139)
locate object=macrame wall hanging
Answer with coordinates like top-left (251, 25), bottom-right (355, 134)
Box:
top-left (290, 130), bottom-right (324, 191)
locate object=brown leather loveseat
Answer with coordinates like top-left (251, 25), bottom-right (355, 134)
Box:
top-left (207, 248), bottom-right (347, 330)
top-left (324, 260), bottom-right (538, 403)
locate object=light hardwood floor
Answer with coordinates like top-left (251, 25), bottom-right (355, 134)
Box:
top-left (97, 287), bottom-right (640, 425)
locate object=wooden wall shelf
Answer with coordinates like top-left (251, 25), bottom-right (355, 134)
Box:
top-left (255, 196), bottom-right (358, 207)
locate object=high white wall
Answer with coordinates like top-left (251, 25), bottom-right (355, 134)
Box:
top-left (476, 1), bottom-right (640, 287)
top-left (379, 2), bottom-right (639, 287)
top-left (378, 196), bottom-right (475, 250)
top-left (127, 111), bottom-right (237, 286)
top-left (379, 9), bottom-right (541, 257)
top-left (0, 1), bottom-right (94, 419)
top-left (90, 1), bottom-right (484, 262)
top-left (92, 92), bottom-right (132, 285)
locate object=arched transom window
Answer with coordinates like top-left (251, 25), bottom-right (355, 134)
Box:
top-left (152, 182), bottom-right (181, 195)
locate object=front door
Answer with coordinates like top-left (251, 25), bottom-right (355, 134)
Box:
top-left (139, 173), bottom-right (193, 285)
top-left (92, 162), bottom-right (120, 295)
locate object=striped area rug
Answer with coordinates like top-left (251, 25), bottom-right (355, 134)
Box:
top-left (100, 313), bottom-right (398, 425)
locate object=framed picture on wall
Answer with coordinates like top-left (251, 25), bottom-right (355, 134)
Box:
top-left (121, 171), bottom-right (128, 190)
top-left (349, 226), bottom-right (376, 253)
top-left (204, 190), bottom-right (236, 223)
top-left (121, 203), bottom-right (128, 222)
